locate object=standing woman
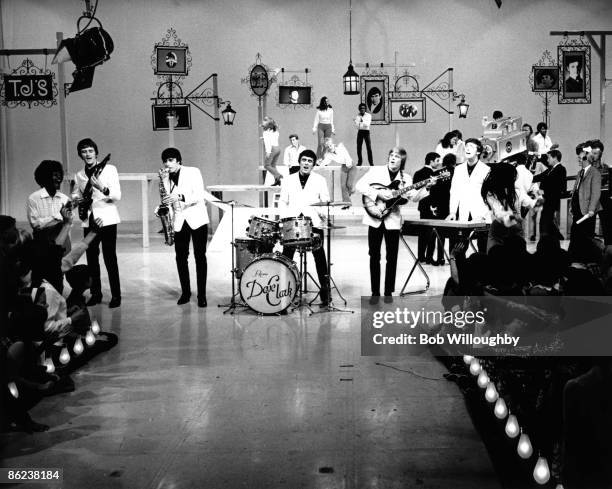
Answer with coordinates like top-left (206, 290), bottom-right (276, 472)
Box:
top-left (435, 130), bottom-right (465, 164)
top-left (262, 116), bottom-right (282, 186)
top-left (313, 97), bottom-right (334, 160)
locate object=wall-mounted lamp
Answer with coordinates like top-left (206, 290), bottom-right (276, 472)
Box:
top-left (342, 0), bottom-right (360, 95)
top-left (455, 94), bottom-right (469, 118)
top-left (220, 100), bottom-right (236, 125)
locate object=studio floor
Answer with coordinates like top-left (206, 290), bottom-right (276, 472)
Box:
top-left (1, 232), bottom-right (502, 489)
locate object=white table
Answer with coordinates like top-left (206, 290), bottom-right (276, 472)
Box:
top-left (119, 172), bottom-right (157, 248)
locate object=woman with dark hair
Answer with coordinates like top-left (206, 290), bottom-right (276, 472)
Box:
top-left (312, 96), bottom-right (334, 160)
top-left (435, 130), bottom-right (465, 163)
top-left (481, 162), bottom-right (537, 251)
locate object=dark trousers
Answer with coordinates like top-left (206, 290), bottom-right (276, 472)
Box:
top-left (600, 199), bottom-right (612, 246)
top-left (568, 214), bottom-right (597, 259)
top-left (539, 206), bottom-right (563, 241)
top-left (283, 228), bottom-right (329, 302)
top-left (357, 129), bottom-right (373, 166)
top-left (85, 224), bottom-right (120, 298)
top-left (174, 222), bottom-right (208, 301)
top-left (417, 210), bottom-right (435, 261)
top-left (368, 224), bottom-right (400, 295)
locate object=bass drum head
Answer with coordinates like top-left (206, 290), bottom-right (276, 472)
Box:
top-left (239, 253), bottom-right (298, 314)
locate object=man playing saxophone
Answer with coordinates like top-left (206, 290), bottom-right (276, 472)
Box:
top-left (158, 147), bottom-right (217, 307)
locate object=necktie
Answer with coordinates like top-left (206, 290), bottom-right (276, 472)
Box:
top-left (577, 169), bottom-right (585, 188)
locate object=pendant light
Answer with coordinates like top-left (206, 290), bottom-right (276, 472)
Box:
top-left (343, 0), bottom-right (359, 95)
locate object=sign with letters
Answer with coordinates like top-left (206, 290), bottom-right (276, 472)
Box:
top-left (3, 74), bottom-right (54, 103)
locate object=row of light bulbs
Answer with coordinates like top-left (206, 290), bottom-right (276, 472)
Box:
top-left (464, 355), bottom-right (558, 487)
top-left (7, 320), bottom-right (101, 400)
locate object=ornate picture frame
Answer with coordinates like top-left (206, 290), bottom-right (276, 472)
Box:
top-left (558, 44), bottom-right (591, 104)
top-left (389, 97), bottom-right (426, 123)
top-left (532, 66), bottom-right (559, 92)
top-left (360, 75), bottom-right (389, 125)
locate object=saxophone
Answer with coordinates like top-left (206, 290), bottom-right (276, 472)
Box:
top-left (155, 168), bottom-right (176, 246)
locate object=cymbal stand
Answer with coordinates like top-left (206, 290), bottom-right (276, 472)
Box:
top-left (291, 246), bottom-right (316, 314)
top-left (218, 201), bottom-right (248, 314)
top-left (311, 202), bottom-right (353, 315)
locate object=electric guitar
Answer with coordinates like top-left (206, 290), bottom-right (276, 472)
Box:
top-left (362, 171), bottom-right (451, 220)
top-left (77, 153), bottom-right (111, 221)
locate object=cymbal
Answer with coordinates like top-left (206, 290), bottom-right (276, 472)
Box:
top-left (310, 201), bottom-right (352, 207)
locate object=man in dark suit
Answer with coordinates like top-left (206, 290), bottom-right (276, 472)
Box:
top-left (414, 152), bottom-right (440, 264)
top-left (533, 149), bottom-right (567, 241)
top-left (568, 149), bottom-right (602, 260)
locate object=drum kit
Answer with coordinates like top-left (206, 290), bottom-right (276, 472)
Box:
top-left (219, 200), bottom-right (353, 315)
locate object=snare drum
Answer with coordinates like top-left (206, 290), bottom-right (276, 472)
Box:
top-left (239, 253), bottom-right (299, 314)
top-left (247, 216), bottom-right (279, 243)
top-left (280, 216), bottom-right (313, 246)
top-left (234, 238), bottom-right (272, 278)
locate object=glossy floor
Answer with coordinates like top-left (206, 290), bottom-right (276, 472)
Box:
top-left (1, 235), bottom-right (501, 489)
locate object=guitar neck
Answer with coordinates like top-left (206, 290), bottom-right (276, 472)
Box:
top-left (392, 178), bottom-right (429, 198)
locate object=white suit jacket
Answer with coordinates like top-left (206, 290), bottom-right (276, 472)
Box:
top-left (169, 165), bottom-right (210, 231)
top-left (448, 160), bottom-right (491, 222)
top-left (73, 163), bottom-right (121, 227)
top-left (278, 172), bottom-right (330, 227)
top-left (356, 165), bottom-right (419, 230)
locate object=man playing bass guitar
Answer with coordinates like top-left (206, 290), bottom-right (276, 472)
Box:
top-left (72, 138), bottom-right (122, 308)
top-left (356, 147), bottom-right (429, 298)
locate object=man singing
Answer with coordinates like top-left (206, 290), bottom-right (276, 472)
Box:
top-left (72, 138), bottom-right (121, 308)
top-left (278, 149), bottom-right (331, 306)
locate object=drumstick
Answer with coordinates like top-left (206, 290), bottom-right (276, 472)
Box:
top-left (576, 214), bottom-right (590, 225)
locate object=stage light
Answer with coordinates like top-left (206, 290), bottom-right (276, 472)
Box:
top-left (469, 358), bottom-right (481, 375)
top-left (518, 432), bottom-right (533, 459)
top-left (533, 456), bottom-right (551, 485)
top-left (8, 381), bottom-right (19, 399)
top-left (477, 370), bottom-right (489, 388)
top-left (505, 414), bottom-right (519, 438)
top-left (485, 382), bottom-right (499, 402)
top-left (91, 319), bottom-right (100, 335)
top-left (463, 355), bottom-right (474, 364)
top-left (45, 357), bottom-right (56, 374)
top-left (60, 346), bottom-right (71, 365)
top-left (86, 330), bottom-right (96, 346)
top-left (494, 398), bottom-right (508, 419)
top-left (74, 337), bottom-right (84, 356)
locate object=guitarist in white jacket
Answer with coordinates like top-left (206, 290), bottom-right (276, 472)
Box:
top-left (356, 147), bottom-right (429, 298)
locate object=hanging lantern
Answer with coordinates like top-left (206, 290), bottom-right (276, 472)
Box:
top-left (517, 432), bottom-right (533, 459)
top-left (221, 103), bottom-right (236, 125)
top-left (457, 96), bottom-right (469, 118)
top-left (533, 456), bottom-right (551, 485)
top-left (494, 398), bottom-right (508, 419)
top-left (485, 382), bottom-right (499, 402)
top-left (343, 64), bottom-right (360, 95)
top-left (505, 414), bottom-right (520, 438)
top-left (477, 370), bottom-right (489, 388)
top-left (60, 346), bottom-right (71, 365)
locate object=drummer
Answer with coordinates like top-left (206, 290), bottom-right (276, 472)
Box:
top-left (278, 149), bottom-right (331, 306)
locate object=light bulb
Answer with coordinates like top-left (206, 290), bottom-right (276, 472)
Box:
top-left (485, 382), bottom-right (499, 402)
top-left (73, 338), bottom-right (84, 356)
top-left (477, 371), bottom-right (489, 388)
top-left (45, 357), bottom-right (55, 374)
top-left (505, 414), bottom-right (519, 438)
top-left (555, 484), bottom-right (564, 489)
top-left (533, 456), bottom-right (550, 485)
top-left (469, 358), bottom-right (481, 375)
top-left (86, 330), bottom-right (96, 346)
top-left (463, 355), bottom-right (474, 365)
top-left (91, 319), bottom-right (100, 335)
top-left (60, 346), bottom-right (71, 364)
top-left (517, 432), bottom-right (533, 459)
top-left (8, 381), bottom-right (19, 398)
top-left (494, 398), bottom-right (508, 419)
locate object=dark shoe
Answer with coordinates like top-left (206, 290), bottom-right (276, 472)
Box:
top-left (177, 293), bottom-right (191, 305)
top-left (198, 298), bottom-right (207, 308)
top-left (87, 294), bottom-right (102, 306)
top-left (384, 294), bottom-right (393, 304)
top-left (109, 297), bottom-right (121, 308)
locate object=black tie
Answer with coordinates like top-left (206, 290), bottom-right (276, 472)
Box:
top-left (577, 169), bottom-right (585, 188)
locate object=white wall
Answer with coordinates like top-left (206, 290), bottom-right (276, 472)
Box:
top-left (2, 0), bottom-right (611, 220)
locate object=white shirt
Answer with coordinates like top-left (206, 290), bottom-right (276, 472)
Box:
top-left (313, 108), bottom-right (335, 132)
top-left (72, 163), bottom-right (121, 227)
top-left (532, 133), bottom-right (553, 156)
top-left (354, 112), bottom-right (372, 131)
top-left (319, 142), bottom-right (353, 168)
top-left (27, 188), bottom-right (70, 230)
top-left (283, 143), bottom-right (306, 167)
top-left (515, 165), bottom-right (533, 195)
top-left (448, 160), bottom-right (491, 222)
top-left (278, 171), bottom-right (330, 227)
top-left (262, 129), bottom-right (280, 154)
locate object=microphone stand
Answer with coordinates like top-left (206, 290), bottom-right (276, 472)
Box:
top-left (218, 200), bottom-right (248, 314)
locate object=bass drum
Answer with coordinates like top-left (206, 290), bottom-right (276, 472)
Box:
top-left (239, 253), bottom-right (298, 314)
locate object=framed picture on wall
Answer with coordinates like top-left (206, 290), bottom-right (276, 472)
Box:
top-left (278, 85), bottom-right (312, 106)
top-left (155, 46), bottom-right (188, 76)
top-left (151, 104), bottom-right (192, 130)
top-left (389, 97), bottom-right (426, 123)
top-left (360, 75), bottom-right (389, 125)
top-left (532, 66), bottom-right (559, 92)
top-left (558, 45), bottom-right (591, 104)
